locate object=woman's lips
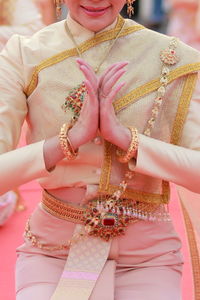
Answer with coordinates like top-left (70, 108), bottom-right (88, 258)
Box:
top-left (81, 5), bottom-right (110, 17)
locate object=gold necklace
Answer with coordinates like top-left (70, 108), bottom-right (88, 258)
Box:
top-left (62, 18), bottom-right (125, 118)
top-left (64, 18), bottom-right (125, 74)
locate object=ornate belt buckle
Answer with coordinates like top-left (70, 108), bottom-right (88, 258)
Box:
top-left (84, 198), bottom-right (132, 241)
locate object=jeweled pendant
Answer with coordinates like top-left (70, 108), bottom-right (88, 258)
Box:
top-left (160, 48), bottom-right (179, 65)
top-left (62, 82), bottom-right (87, 120)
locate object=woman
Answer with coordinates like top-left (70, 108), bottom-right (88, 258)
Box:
top-left (0, 0), bottom-right (200, 299)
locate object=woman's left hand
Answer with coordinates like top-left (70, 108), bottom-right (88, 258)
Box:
top-left (98, 62), bottom-right (131, 151)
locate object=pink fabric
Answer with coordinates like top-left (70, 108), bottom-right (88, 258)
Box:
top-left (16, 203), bottom-right (183, 299)
top-left (0, 186), bottom-right (192, 300)
top-left (16, 255), bottom-right (182, 300)
top-left (170, 184), bottom-right (194, 300)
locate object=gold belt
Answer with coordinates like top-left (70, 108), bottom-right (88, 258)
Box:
top-left (42, 189), bottom-right (85, 224)
top-left (42, 190), bottom-right (139, 241)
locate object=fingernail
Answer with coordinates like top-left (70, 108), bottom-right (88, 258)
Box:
top-left (76, 58), bottom-right (83, 63)
top-left (121, 61), bottom-right (129, 65)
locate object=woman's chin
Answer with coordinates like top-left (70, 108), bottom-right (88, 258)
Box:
top-left (77, 14), bottom-right (116, 32)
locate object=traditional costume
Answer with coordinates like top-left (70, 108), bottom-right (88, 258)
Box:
top-left (0, 14), bottom-right (200, 299)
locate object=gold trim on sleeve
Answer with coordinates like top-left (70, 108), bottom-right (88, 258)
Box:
top-left (101, 182), bottom-right (169, 204)
top-left (98, 140), bottom-right (170, 204)
top-left (170, 73), bottom-right (198, 145)
top-left (98, 73), bottom-right (199, 204)
top-left (99, 141), bottom-right (113, 192)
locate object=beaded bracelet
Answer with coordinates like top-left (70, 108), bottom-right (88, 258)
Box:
top-left (117, 127), bottom-right (139, 163)
top-left (59, 123), bottom-right (78, 160)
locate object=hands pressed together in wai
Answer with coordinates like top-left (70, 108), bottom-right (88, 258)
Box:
top-left (68, 59), bottom-right (132, 152)
top-left (44, 59), bottom-right (135, 170)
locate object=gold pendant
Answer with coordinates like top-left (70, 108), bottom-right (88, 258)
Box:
top-left (84, 195), bottom-right (132, 241)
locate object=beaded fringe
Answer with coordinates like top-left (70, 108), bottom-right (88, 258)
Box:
top-left (96, 196), bottom-right (171, 223)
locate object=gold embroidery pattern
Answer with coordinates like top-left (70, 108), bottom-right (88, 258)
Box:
top-left (26, 48), bottom-right (78, 96)
top-left (98, 145), bottom-right (170, 205)
top-left (162, 180), bottom-right (170, 199)
top-left (171, 73), bottom-right (198, 145)
top-left (99, 141), bottom-right (170, 204)
top-left (98, 141), bottom-right (113, 192)
top-left (99, 73), bottom-right (198, 204)
top-left (99, 182), bottom-right (169, 204)
top-left (181, 201), bottom-right (200, 300)
top-left (99, 63), bottom-right (200, 205)
top-left (81, 25), bottom-right (144, 52)
top-left (25, 18), bottom-right (144, 96)
top-left (100, 74), bottom-right (198, 203)
top-left (114, 63), bottom-right (200, 113)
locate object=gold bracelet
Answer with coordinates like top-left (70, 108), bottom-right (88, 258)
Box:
top-left (59, 123), bottom-right (78, 160)
top-left (117, 127), bottom-right (139, 163)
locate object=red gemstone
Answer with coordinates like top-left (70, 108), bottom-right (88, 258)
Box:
top-left (85, 219), bottom-right (91, 225)
top-left (102, 217), bottom-right (115, 226)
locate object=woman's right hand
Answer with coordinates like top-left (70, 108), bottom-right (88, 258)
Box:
top-left (68, 59), bottom-right (99, 149)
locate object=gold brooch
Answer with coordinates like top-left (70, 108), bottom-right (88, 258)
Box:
top-left (160, 38), bottom-right (179, 65)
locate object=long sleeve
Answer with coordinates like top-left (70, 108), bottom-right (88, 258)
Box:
top-left (129, 72), bottom-right (200, 193)
top-left (0, 34), bottom-right (49, 195)
top-left (0, 35), bottom-right (28, 153)
top-left (0, 0), bottom-right (44, 51)
top-left (0, 141), bottom-right (49, 195)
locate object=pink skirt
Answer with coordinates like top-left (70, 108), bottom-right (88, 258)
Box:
top-left (16, 203), bottom-right (183, 299)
